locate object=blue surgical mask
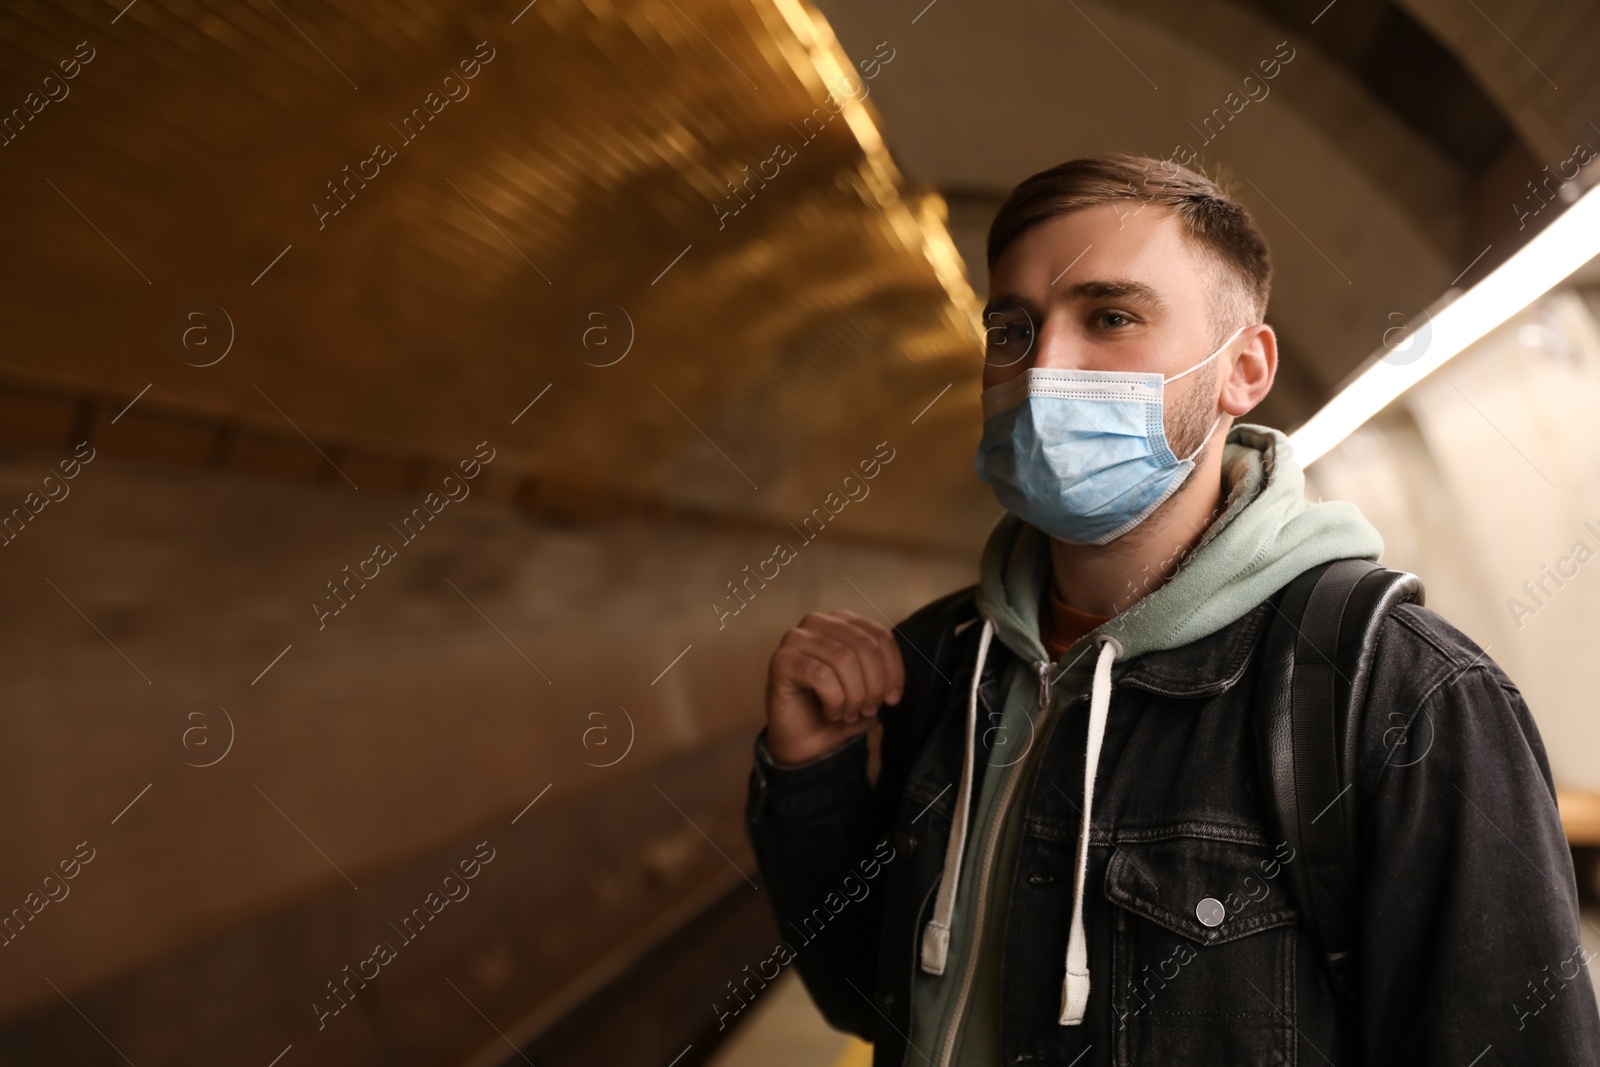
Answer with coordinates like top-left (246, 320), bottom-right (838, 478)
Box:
top-left (974, 325), bottom-right (1249, 545)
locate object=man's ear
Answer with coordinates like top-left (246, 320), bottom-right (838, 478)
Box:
top-left (1220, 324), bottom-right (1276, 417)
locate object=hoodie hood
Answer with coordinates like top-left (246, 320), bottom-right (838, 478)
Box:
top-left (975, 423), bottom-right (1384, 669)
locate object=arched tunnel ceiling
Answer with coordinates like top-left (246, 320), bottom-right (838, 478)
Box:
top-left (0, 0), bottom-right (992, 552)
top-left (812, 0), bottom-right (1597, 428)
top-left (1404, 0), bottom-right (1600, 161)
top-left (3, 0), bottom-right (1594, 554)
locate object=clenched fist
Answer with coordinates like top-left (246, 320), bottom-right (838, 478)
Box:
top-left (764, 610), bottom-right (906, 767)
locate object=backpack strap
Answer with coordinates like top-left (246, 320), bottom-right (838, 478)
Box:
top-left (1255, 558), bottom-right (1424, 1017)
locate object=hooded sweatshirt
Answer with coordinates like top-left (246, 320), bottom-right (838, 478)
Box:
top-left (908, 424), bottom-right (1385, 1066)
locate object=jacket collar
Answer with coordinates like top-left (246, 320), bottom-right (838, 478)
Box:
top-left (1109, 599), bottom-right (1274, 699)
top-left (949, 585), bottom-right (1274, 702)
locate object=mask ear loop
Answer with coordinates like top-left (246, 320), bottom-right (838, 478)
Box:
top-left (1163, 323), bottom-right (1252, 461)
top-left (1182, 413), bottom-right (1225, 462)
top-left (1163, 323), bottom-right (1252, 385)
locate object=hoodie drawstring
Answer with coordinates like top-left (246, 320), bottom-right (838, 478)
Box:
top-left (919, 616), bottom-right (993, 975)
top-left (918, 618), bottom-right (1124, 1028)
top-left (1059, 633), bottom-right (1122, 1024)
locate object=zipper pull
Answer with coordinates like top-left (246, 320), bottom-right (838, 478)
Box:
top-left (1037, 660), bottom-right (1052, 712)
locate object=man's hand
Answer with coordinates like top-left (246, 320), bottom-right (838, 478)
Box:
top-left (764, 610), bottom-right (906, 767)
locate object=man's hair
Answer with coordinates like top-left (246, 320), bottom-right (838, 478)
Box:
top-left (986, 154), bottom-right (1273, 342)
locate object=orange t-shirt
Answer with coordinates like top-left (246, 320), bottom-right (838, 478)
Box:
top-left (1039, 580), bottom-right (1113, 660)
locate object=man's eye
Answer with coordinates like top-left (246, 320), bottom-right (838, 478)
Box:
top-left (984, 313), bottom-right (1034, 349)
top-left (1095, 310), bottom-right (1134, 329)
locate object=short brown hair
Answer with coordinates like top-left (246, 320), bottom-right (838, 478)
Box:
top-left (986, 155), bottom-right (1272, 342)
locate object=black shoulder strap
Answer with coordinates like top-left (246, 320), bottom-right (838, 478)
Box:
top-left (1255, 558), bottom-right (1424, 1014)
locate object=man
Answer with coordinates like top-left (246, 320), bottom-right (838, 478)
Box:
top-left (744, 156), bottom-right (1600, 1065)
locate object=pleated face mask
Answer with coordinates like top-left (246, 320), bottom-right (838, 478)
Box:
top-left (973, 324), bottom-right (1249, 545)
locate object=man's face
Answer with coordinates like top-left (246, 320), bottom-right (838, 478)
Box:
top-left (983, 203), bottom-right (1231, 455)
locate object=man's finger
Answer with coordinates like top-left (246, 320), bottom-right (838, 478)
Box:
top-left (777, 646), bottom-right (848, 720)
top-left (805, 616), bottom-right (889, 714)
top-left (792, 630), bottom-right (869, 719)
top-left (840, 613), bottom-right (905, 704)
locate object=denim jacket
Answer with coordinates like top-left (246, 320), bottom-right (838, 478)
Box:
top-left (745, 584), bottom-right (1600, 1066)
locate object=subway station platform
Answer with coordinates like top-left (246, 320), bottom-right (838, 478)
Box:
top-left (709, 973), bottom-right (871, 1067)
top-left (6, 0), bottom-right (1600, 1063)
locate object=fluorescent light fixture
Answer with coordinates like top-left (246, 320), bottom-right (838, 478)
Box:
top-left (1289, 180), bottom-right (1600, 466)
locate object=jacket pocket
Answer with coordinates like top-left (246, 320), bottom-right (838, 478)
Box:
top-left (1103, 832), bottom-right (1299, 1067)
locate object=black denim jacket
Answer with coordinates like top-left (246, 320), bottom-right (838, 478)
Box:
top-left (745, 585), bottom-right (1600, 1066)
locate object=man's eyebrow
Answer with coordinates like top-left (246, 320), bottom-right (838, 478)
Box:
top-left (981, 295), bottom-right (1033, 318)
top-left (1057, 278), bottom-right (1169, 311)
top-left (982, 279), bottom-right (1168, 319)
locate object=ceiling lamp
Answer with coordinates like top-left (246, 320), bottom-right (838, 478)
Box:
top-left (1290, 180), bottom-right (1600, 466)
